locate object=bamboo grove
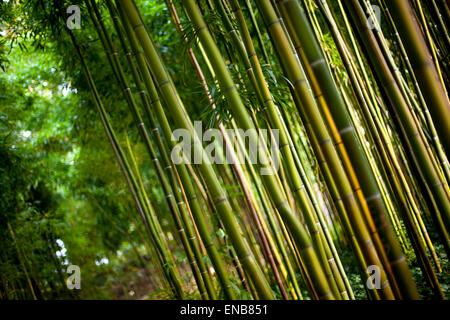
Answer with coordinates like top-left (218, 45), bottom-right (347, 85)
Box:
top-left (5, 0), bottom-right (450, 300)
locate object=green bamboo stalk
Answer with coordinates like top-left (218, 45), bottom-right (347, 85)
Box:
top-left (180, 0), bottom-right (335, 299)
top-left (319, 0), bottom-right (442, 290)
top-left (259, 0), bottom-right (396, 299)
top-left (68, 27), bottom-right (184, 298)
top-left (229, 0), bottom-right (352, 299)
top-left (213, 0), bottom-right (345, 299)
top-left (345, 0), bottom-right (450, 244)
top-left (277, 0), bottom-right (421, 299)
top-left (165, 0), bottom-right (290, 298)
top-left (118, 0), bottom-right (265, 299)
top-left (101, 0), bottom-right (213, 299)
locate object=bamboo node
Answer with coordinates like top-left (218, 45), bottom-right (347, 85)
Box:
top-left (338, 125), bottom-right (354, 136)
top-left (310, 58), bottom-right (325, 69)
top-left (196, 26), bottom-right (208, 33)
top-left (214, 197), bottom-right (228, 206)
top-left (319, 290), bottom-right (334, 300)
top-left (158, 80), bottom-right (171, 89)
top-left (222, 84), bottom-right (237, 93)
top-left (132, 23), bottom-right (145, 32)
top-left (365, 192), bottom-right (382, 203)
top-left (292, 78), bottom-right (307, 87)
top-left (266, 18), bottom-right (282, 28)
